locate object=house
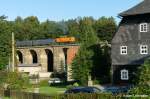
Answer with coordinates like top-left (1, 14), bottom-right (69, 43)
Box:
top-left (111, 0), bottom-right (150, 84)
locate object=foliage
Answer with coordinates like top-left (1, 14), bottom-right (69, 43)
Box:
top-left (73, 82), bottom-right (79, 87)
top-left (71, 17), bottom-right (113, 85)
top-left (66, 19), bottom-right (80, 39)
top-left (0, 71), bottom-right (30, 90)
top-left (0, 70), bottom-right (8, 87)
top-left (7, 91), bottom-right (123, 99)
top-left (66, 85), bottom-right (74, 90)
top-left (6, 71), bottom-right (30, 90)
top-left (72, 17), bottom-right (99, 85)
top-left (1, 89), bottom-right (149, 99)
top-left (0, 15), bottom-right (116, 86)
top-left (91, 42), bottom-right (111, 84)
top-left (128, 58), bottom-right (150, 95)
top-left (0, 15), bottom-right (116, 70)
top-left (40, 20), bottom-right (65, 39)
top-left (0, 16), bottom-right (12, 69)
top-left (14, 16), bottom-right (45, 40)
top-left (72, 45), bottom-right (93, 85)
top-left (94, 17), bottom-right (117, 42)
top-left (12, 16), bottom-right (65, 41)
top-left (66, 82), bottom-right (79, 90)
top-left (53, 93), bottom-right (123, 99)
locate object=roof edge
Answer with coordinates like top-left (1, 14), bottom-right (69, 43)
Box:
top-left (119, 0), bottom-right (145, 17)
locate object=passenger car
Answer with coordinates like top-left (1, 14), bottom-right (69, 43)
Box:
top-left (104, 86), bottom-right (120, 94)
top-left (48, 78), bottom-right (62, 85)
top-left (104, 86), bottom-right (132, 94)
top-left (65, 86), bottom-right (102, 93)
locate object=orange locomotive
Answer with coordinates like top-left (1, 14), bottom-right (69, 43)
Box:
top-left (55, 37), bottom-right (76, 43)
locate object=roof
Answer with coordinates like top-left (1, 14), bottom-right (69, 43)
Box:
top-left (119, 0), bottom-right (150, 17)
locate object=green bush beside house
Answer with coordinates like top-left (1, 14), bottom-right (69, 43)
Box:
top-left (128, 58), bottom-right (150, 95)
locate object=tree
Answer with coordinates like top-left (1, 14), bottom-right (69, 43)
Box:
top-left (129, 58), bottom-right (150, 95)
top-left (72, 45), bottom-right (93, 85)
top-left (72, 17), bottom-right (99, 85)
top-left (22, 16), bottom-right (40, 40)
top-left (79, 17), bottom-right (97, 44)
top-left (66, 19), bottom-right (80, 39)
top-left (40, 20), bottom-right (65, 39)
top-left (0, 15), bottom-right (117, 85)
top-left (13, 16), bottom-right (26, 40)
top-left (91, 42), bottom-right (111, 84)
top-left (94, 17), bottom-right (117, 42)
top-left (0, 16), bottom-right (12, 69)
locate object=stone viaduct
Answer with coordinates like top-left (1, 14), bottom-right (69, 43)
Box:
top-left (16, 39), bottom-right (80, 81)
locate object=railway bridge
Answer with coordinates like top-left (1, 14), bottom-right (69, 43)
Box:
top-left (16, 39), bottom-right (80, 81)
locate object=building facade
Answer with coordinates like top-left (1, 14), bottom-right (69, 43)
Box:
top-left (111, 0), bottom-right (150, 84)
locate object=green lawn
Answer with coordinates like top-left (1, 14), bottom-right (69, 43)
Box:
top-left (1, 86), bottom-right (66, 99)
top-left (39, 86), bottom-right (66, 95)
top-left (3, 97), bottom-right (10, 99)
top-left (26, 86), bottom-right (66, 95)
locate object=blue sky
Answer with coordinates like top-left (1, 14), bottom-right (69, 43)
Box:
top-left (0, 0), bottom-right (142, 23)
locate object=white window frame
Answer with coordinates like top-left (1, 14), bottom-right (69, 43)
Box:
top-left (121, 69), bottom-right (129, 80)
top-left (120, 46), bottom-right (127, 55)
top-left (140, 45), bottom-right (148, 54)
top-left (140, 23), bottom-right (148, 32)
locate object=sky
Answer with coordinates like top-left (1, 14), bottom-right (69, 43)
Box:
top-left (0, 0), bottom-right (143, 23)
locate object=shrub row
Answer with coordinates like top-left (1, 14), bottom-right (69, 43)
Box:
top-left (1, 89), bottom-right (149, 99)
top-left (53, 93), bottom-right (123, 99)
top-left (0, 90), bottom-right (124, 99)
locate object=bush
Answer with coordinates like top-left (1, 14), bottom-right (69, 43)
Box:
top-left (66, 82), bottom-right (79, 90)
top-left (0, 70), bottom-right (8, 89)
top-left (128, 58), bottom-right (150, 95)
top-left (7, 90), bottom-right (123, 99)
top-left (73, 82), bottom-right (79, 87)
top-left (66, 85), bottom-right (74, 90)
top-left (0, 71), bottom-right (30, 90)
top-left (53, 93), bottom-right (123, 99)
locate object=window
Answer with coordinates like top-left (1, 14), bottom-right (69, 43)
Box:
top-left (140, 45), bottom-right (148, 54)
top-left (140, 23), bottom-right (148, 32)
top-left (121, 69), bottom-right (129, 80)
top-left (120, 46), bottom-right (127, 55)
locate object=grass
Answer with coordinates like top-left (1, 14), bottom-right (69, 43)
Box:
top-left (39, 86), bottom-right (66, 95)
top-left (29, 80), bottom-right (67, 95)
top-left (0, 85), bottom-right (66, 99)
top-left (26, 85), bottom-right (66, 95)
top-left (3, 97), bottom-right (10, 99)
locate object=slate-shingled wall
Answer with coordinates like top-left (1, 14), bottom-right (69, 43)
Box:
top-left (111, 14), bottom-right (150, 84)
